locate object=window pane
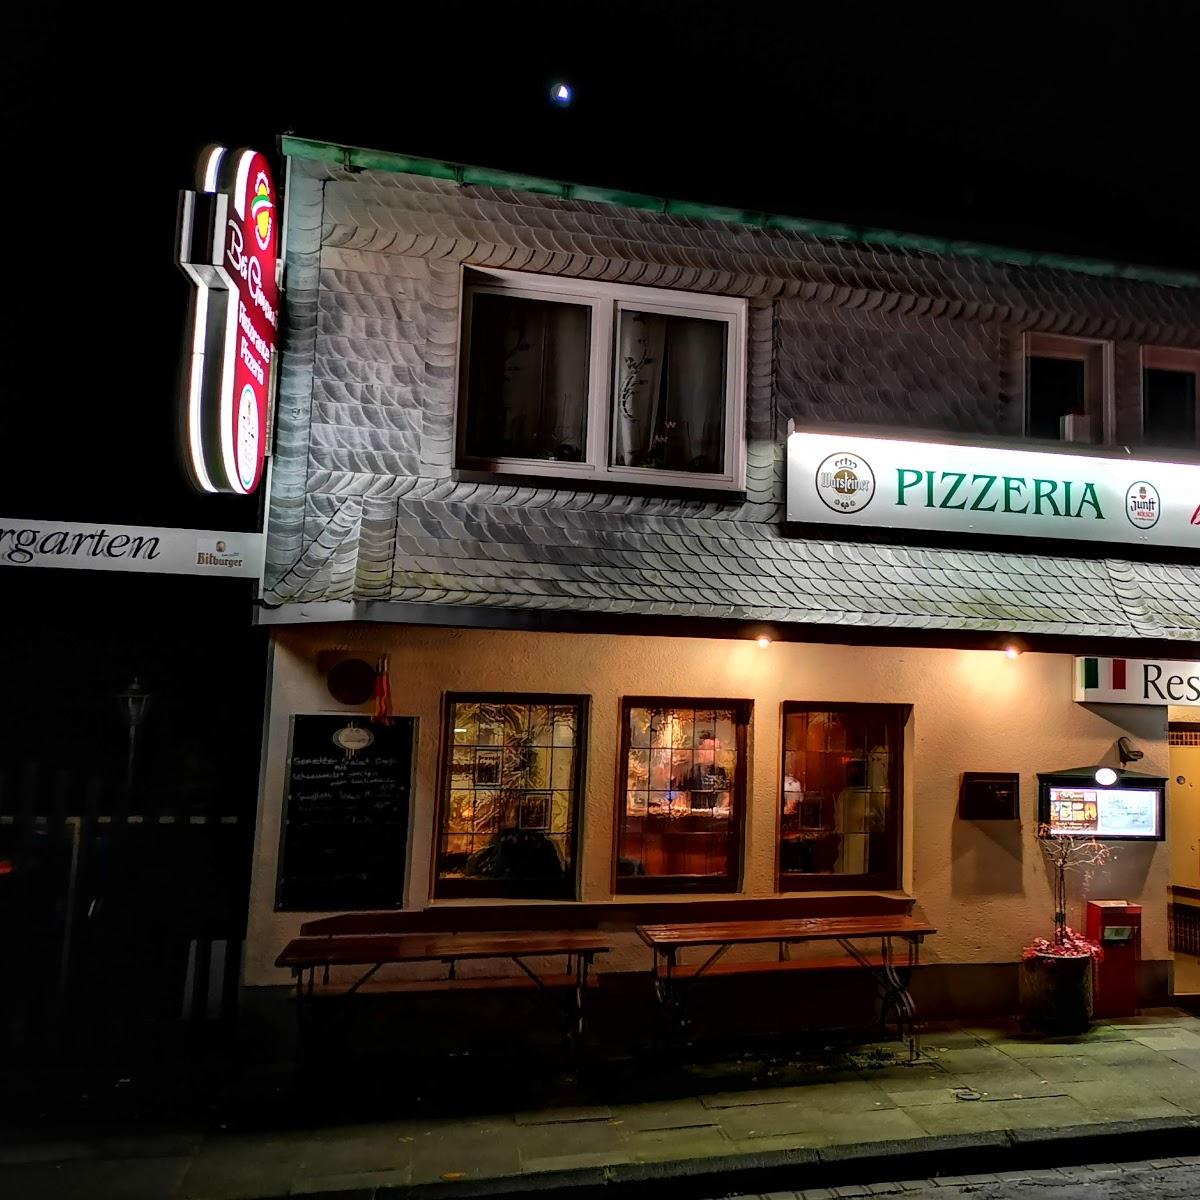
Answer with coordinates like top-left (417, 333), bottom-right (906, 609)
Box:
top-left (612, 310), bottom-right (727, 474)
top-left (780, 707), bottom-right (897, 881)
top-left (438, 697), bottom-right (583, 897)
top-left (1027, 356), bottom-right (1085, 440)
top-left (1144, 367), bottom-right (1197, 447)
top-left (617, 701), bottom-right (743, 885)
top-left (464, 293), bottom-right (590, 463)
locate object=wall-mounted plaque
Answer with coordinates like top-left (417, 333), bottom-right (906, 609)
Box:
top-left (959, 771), bottom-right (1020, 821)
top-left (276, 714), bottom-right (415, 911)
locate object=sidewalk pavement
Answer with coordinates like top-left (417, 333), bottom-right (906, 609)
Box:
top-left (3, 1010), bottom-right (1200, 1199)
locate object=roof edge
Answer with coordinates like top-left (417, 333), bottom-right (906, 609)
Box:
top-left (281, 135), bottom-right (1200, 291)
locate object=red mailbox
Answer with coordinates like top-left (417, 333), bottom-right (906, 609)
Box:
top-left (1086, 900), bottom-right (1141, 1018)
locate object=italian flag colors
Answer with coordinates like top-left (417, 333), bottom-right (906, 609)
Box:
top-left (1080, 657), bottom-right (1128, 692)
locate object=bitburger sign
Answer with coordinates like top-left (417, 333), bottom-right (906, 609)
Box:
top-left (787, 430), bottom-right (1200, 548)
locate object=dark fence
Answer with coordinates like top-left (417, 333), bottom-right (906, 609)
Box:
top-left (0, 758), bottom-right (252, 1063)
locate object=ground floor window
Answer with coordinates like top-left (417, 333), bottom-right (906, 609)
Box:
top-left (615, 698), bottom-right (749, 893)
top-left (435, 694), bottom-right (587, 898)
top-left (779, 703), bottom-right (903, 891)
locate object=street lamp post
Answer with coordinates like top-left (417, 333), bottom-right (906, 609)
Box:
top-left (116, 677), bottom-right (153, 800)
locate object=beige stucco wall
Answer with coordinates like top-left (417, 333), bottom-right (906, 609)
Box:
top-left (245, 625), bottom-right (1171, 986)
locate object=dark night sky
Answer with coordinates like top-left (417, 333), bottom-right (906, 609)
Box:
top-left (3, 3), bottom-right (1199, 532)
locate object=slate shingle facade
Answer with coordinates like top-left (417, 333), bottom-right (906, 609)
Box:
top-left (263, 151), bottom-right (1200, 643)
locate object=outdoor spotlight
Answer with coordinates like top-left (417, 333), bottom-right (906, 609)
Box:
top-left (550, 82), bottom-right (573, 106)
top-left (1003, 645), bottom-right (1021, 659)
top-left (756, 636), bottom-right (771, 649)
top-left (1117, 736), bottom-right (1144, 765)
top-left (1094, 767), bottom-right (1118, 786)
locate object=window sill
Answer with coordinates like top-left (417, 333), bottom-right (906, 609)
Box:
top-left (452, 466), bottom-right (747, 505)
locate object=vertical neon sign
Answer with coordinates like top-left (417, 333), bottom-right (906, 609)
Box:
top-left (176, 146), bottom-right (280, 494)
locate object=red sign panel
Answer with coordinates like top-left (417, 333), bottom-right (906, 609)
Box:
top-left (177, 146), bottom-right (281, 495)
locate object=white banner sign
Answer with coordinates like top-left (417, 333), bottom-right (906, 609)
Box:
top-left (0, 518), bottom-right (264, 579)
top-left (787, 431), bottom-right (1200, 548)
top-left (1075, 656), bottom-right (1200, 706)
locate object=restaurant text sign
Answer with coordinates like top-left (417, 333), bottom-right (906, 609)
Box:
top-left (1075, 656), bottom-right (1200, 706)
top-left (177, 146), bottom-right (280, 496)
top-left (787, 431), bottom-right (1200, 548)
top-left (0, 518), bottom-right (264, 579)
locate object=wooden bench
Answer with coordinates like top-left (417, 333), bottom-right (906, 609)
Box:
top-left (275, 930), bottom-right (614, 1052)
top-left (637, 913), bottom-right (936, 1057)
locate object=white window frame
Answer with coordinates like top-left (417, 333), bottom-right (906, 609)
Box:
top-left (456, 268), bottom-right (747, 491)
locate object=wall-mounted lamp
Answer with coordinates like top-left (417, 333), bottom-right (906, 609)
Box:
top-left (1117, 736), bottom-right (1144, 765)
top-left (1094, 767), bottom-right (1118, 786)
top-left (1003, 644), bottom-right (1021, 660)
top-left (756, 636), bottom-right (771, 649)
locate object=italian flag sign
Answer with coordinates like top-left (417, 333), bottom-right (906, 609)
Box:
top-left (1074, 656), bottom-right (1200, 705)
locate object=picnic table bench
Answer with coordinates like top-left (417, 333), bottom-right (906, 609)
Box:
top-left (275, 930), bottom-right (614, 1052)
top-left (636, 912), bottom-right (936, 1057)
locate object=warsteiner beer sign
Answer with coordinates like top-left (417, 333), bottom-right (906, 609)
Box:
top-left (787, 431), bottom-right (1200, 549)
top-left (176, 146), bottom-right (281, 495)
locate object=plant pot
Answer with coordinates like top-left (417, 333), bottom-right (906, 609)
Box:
top-left (1020, 952), bottom-right (1094, 1035)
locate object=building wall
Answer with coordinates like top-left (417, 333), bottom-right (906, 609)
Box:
top-left (245, 624), bottom-right (1170, 987)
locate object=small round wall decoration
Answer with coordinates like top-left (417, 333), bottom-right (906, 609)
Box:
top-left (326, 657), bottom-right (376, 705)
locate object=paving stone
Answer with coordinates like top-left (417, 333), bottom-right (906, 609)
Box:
top-left (520, 1149), bottom-right (632, 1172)
top-left (1161, 1048), bottom-right (1200, 1070)
top-left (922, 1048), bottom-right (1011, 1074)
top-left (0, 1141), bottom-right (93, 1165)
top-left (831, 1186), bottom-right (870, 1197)
top-left (1134, 1030), bottom-right (1200, 1051)
top-left (291, 1166), bottom-right (411, 1193)
top-left (1057, 1080), bottom-right (1190, 1120)
top-left (716, 1102), bottom-right (826, 1140)
top-left (295, 1122), bottom-right (416, 1177)
top-left (0, 1157), bottom-right (191, 1200)
top-left (611, 1098), bottom-right (718, 1132)
top-left (175, 1132), bottom-right (310, 1200)
top-left (624, 1127), bottom-right (732, 1162)
top-left (908, 1094), bottom-right (1094, 1136)
top-left (409, 1126), bottom-right (522, 1185)
top-left (883, 1089), bottom-right (963, 1108)
top-left (513, 1105), bottom-right (613, 1124)
top-left (814, 1107), bottom-right (927, 1145)
top-left (1023, 1054), bottom-right (1109, 1083)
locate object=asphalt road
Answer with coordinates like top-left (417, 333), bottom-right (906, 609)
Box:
top-left (728, 1157), bottom-right (1200, 1198)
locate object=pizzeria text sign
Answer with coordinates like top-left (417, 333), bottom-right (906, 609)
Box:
top-left (1075, 656), bottom-right (1200, 706)
top-left (787, 431), bottom-right (1200, 548)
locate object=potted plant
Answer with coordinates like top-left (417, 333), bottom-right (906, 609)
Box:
top-left (1020, 825), bottom-right (1110, 1035)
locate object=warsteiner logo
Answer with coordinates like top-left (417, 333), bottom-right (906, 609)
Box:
top-left (815, 452), bottom-right (875, 514)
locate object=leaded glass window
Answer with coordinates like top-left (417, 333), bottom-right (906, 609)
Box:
top-left (436, 694), bottom-right (587, 898)
top-left (615, 698), bottom-right (749, 893)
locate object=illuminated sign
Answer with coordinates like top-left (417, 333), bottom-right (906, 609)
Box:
top-left (1045, 787), bottom-right (1162, 839)
top-left (176, 146), bottom-right (281, 495)
top-left (0, 518), bottom-right (264, 578)
top-left (1075, 656), bottom-right (1200, 707)
top-left (787, 431), bottom-right (1200, 548)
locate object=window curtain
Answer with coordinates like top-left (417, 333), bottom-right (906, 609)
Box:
top-left (613, 310), bottom-right (725, 473)
top-left (466, 294), bottom-right (589, 462)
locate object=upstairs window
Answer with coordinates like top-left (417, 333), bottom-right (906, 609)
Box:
top-left (1024, 334), bottom-right (1107, 442)
top-left (458, 270), bottom-right (746, 490)
top-left (1141, 347), bottom-right (1200, 449)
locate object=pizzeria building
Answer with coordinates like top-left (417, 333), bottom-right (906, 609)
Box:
top-left (241, 135), bottom-right (1200, 1040)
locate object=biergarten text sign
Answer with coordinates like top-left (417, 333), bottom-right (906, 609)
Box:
top-left (787, 431), bottom-right (1200, 549)
top-left (1075, 656), bottom-right (1200, 706)
top-left (0, 518), bottom-right (264, 579)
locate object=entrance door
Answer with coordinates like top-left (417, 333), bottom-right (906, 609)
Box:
top-left (1169, 723), bottom-right (1200, 997)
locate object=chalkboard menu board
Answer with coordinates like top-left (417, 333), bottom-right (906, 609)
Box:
top-left (276, 715), bottom-right (415, 911)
